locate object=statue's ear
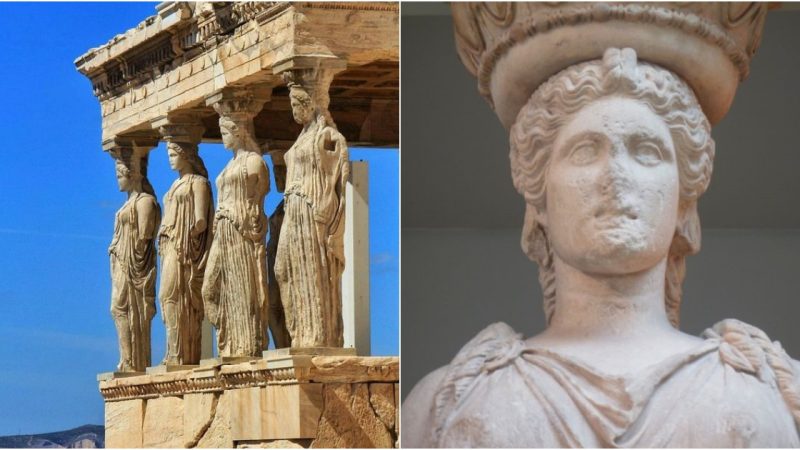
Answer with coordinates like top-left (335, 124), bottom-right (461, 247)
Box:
top-left (671, 202), bottom-right (701, 256)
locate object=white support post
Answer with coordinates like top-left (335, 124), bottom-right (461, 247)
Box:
top-left (342, 161), bottom-right (370, 355)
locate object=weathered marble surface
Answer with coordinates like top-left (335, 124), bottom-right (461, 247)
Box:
top-left (403, 7), bottom-right (800, 443)
top-left (109, 147), bottom-right (160, 373)
top-left (202, 92), bottom-right (270, 357)
top-left (100, 356), bottom-right (398, 448)
top-left (157, 121), bottom-right (213, 365)
top-left (276, 68), bottom-right (350, 348)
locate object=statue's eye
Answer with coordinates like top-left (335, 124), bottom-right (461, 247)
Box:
top-left (632, 142), bottom-right (663, 166)
top-left (568, 143), bottom-right (599, 166)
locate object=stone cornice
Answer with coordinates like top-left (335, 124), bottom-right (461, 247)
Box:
top-left (294, 2), bottom-right (399, 12)
top-left (75, 2), bottom-right (397, 99)
top-left (98, 356), bottom-right (399, 402)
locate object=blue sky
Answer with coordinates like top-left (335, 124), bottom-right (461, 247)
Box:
top-left (0, 3), bottom-right (398, 435)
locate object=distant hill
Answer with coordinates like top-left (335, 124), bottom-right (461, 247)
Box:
top-left (0, 425), bottom-right (104, 448)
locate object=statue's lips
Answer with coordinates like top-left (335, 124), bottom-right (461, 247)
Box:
top-left (593, 206), bottom-right (638, 221)
top-left (591, 207), bottom-right (640, 231)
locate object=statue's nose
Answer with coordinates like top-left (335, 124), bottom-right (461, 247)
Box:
top-left (598, 144), bottom-right (634, 197)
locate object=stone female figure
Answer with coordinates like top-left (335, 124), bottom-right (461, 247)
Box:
top-left (109, 151), bottom-right (160, 372)
top-left (202, 113), bottom-right (270, 357)
top-left (275, 74), bottom-right (350, 348)
top-left (404, 48), bottom-right (800, 447)
top-left (158, 142), bottom-right (214, 365)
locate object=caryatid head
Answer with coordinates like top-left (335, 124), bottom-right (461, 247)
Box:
top-left (510, 48), bottom-right (715, 327)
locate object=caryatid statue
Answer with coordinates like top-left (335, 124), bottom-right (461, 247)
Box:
top-left (404, 3), bottom-right (800, 448)
top-left (266, 149), bottom-right (291, 349)
top-left (157, 120), bottom-right (214, 365)
top-left (202, 90), bottom-right (270, 357)
top-left (108, 142), bottom-right (160, 372)
top-left (275, 67), bottom-right (350, 348)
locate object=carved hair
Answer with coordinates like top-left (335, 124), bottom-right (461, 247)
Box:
top-left (510, 48), bottom-right (715, 327)
top-left (168, 142), bottom-right (209, 179)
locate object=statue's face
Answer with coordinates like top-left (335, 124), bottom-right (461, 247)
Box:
top-left (115, 162), bottom-right (131, 192)
top-left (220, 122), bottom-right (240, 151)
top-left (167, 144), bottom-right (187, 172)
top-left (544, 97), bottom-right (679, 275)
top-left (290, 90), bottom-right (314, 125)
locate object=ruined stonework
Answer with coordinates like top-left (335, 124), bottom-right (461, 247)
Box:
top-left (100, 356), bottom-right (399, 448)
top-left (78, 1), bottom-right (397, 366)
top-left (77, 3), bottom-right (397, 447)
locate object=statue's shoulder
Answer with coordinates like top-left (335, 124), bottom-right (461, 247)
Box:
top-left (243, 151), bottom-right (268, 172)
top-left (133, 192), bottom-right (159, 212)
top-left (703, 318), bottom-right (800, 425)
top-left (702, 318), bottom-right (796, 376)
top-left (402, 322), bottom-right (523, 447)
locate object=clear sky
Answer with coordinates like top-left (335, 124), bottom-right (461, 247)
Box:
top-left (0, 2), bottom-right (398, 435)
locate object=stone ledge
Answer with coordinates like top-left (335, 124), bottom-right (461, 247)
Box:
top-left (103, 359), bottom-right (399, 448)
top-left (99, 355), bottom-right (398, 402)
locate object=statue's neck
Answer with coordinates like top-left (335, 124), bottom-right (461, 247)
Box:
top-left (126, 183), bottom-right (144, 199)
top-left (547, 256), bottom-right (674, 340)
top-left (302, 112), bottom-right (323, 133)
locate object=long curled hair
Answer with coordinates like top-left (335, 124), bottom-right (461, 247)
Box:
top-left (510, 48), bottom-right (715, 327)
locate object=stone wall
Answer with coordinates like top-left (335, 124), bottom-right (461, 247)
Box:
top-left (101, 356), bottom-right (398, 448)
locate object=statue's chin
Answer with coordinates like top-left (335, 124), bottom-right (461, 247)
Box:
top-left (573, 225), bottom-right (662, 275)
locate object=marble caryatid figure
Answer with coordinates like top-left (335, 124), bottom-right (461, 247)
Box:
top-left (266, 150), bottom-right (291, 349)
top-left (276, 69), bottom-right (350, 348)
top-left (202, 98), bottom-right (270, 357)
top-left (403, 48), bottom-right (800, 447)
top-left (157, 131), bottom-right (214, 365)
top-left (109, 147), bottom-right (160, 372)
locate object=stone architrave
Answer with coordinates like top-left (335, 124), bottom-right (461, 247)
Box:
top-left (266, 149), bottom-right (292, 349)
top-left (403, 3), bottom-right (800, 448)
top-left (275, 62), bottom-right (350, 349)
top-left (154, 114), bottom-right (214, 366)
top-left (202, 88), bottom-right (271, 357)
top-left (107, 138), bottom-right (161, 373)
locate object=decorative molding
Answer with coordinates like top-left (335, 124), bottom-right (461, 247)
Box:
top-left (84, 2), bottom-right (289, 100)
top-left (99, 356), bottom-right (399, 402)
top-left (295, 2), bottom-right (399, 12)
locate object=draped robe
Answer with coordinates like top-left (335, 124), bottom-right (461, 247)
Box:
top-left (415, 321), bottom-right (800, 448)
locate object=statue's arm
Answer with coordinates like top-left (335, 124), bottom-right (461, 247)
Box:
top-left (136, 197), bottom-right (157, 240)
top-left (192, 179), bottom-right (211, 236)
top-left (401, 366), bottom-right (448, 448)
top-left (245, 153), bottom-right (270, 197)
